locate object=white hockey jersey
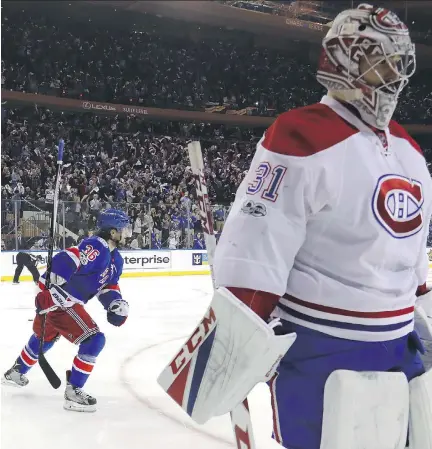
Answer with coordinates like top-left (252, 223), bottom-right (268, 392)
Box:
top-left (214, 95), bottom-right (432, 342)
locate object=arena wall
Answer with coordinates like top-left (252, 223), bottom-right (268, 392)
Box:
top-left (2, 249), bottom-right (432, 284)
top-left (0, 250), bottom-right (211, 282)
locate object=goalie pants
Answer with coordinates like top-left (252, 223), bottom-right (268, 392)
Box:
top-left (269, 321), bottom-right (425, 449)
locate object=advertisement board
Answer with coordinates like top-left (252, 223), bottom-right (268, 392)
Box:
top-left (3, 248), bottom-right (431, 283)
top-left (121, 251), bottom-right (171, 270)
top-left (191, 252), bottom-right (209, 266)
top-left (0, 250), bottom-right (210, 282)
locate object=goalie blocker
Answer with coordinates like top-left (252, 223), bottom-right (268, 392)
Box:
top-left (157, 287), bottom-right (297, 424)
top-left (158, 287), bottom-right (432, 448)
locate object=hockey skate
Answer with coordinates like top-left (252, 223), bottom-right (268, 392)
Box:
top-left (1, 363), bottom-right (29, 387)
top-left (64, 370), bottom-right (97, 412)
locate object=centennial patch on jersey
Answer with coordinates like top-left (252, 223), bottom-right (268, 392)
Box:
top-left (241, 199), bottom-right (267, 217)
top-left (372, 174), bottom-right (424, 238)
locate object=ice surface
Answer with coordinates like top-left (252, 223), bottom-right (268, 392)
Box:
top-left (0, 277), bottom-right (278, 449)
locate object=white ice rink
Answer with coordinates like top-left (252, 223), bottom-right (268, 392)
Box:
top-left (0, 276), bottom-right (280, 449)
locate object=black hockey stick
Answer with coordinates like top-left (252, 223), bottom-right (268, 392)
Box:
top-left (38, 139), bottom-right (64, 389)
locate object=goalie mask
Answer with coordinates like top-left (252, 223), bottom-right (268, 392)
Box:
top-left (316, 3), bottom-right (416, 129)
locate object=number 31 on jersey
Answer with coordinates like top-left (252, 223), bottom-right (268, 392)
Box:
top-left (246, 162), bottom-right (287, 202)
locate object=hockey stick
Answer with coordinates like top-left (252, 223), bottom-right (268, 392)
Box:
top-left (38, 139), bottom-right (64, 389)
top-left (188, 141), bottom-right (256, 449)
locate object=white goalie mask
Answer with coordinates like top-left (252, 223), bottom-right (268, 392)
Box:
top-left (316, 3), bottom-right (416, 129)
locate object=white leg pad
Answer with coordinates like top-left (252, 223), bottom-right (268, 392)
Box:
top-left (320, 370), bottom-right (409, 449)
top-left (409, 368), bottom-right (432, 449)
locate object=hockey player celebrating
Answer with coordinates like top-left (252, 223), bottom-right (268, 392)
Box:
top-left (158, 4), bottom-right (432, 449)
top-left (2, 209), bottom-right (132, 413)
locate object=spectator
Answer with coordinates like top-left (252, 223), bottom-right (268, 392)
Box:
top-left (193, 232), bottom-right (205, 250)
top-left (168, 231), bottom-right (178, 250)
top-left (129, 234), bottom-right (141, 250)
top-left (89, 193), bottom-right (102, 219)
top-left (133, 214), bottom-right (143, 236)
top-left (214, 205), bottom-right (226, 232)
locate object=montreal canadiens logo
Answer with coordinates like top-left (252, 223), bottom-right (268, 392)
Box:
top-left (372, 174), bottom-right (424, 238)
top-left (371, 8), bottom-right (409, 35)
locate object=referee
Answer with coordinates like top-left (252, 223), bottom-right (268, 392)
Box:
top-left (12, 252), bottom-right (43, 285)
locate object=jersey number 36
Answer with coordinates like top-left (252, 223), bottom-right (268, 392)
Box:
top-left (80, 245), bottom-right (100, 265)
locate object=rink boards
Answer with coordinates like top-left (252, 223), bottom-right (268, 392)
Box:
top-left (2, 249), bottom-right (432, 283)
top-left (0, 249), bottom-right (211, 282)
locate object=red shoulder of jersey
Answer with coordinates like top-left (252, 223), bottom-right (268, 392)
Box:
top-left (389, 120), bottom-right (423, 156)
top-left (262, 103), bottom-right (359, 157)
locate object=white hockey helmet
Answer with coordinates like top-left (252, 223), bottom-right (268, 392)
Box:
top-left (316, 3), bottom-right (416, 129)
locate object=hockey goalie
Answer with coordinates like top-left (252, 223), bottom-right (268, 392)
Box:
top-left (158, 4), bottom-right (432, 449)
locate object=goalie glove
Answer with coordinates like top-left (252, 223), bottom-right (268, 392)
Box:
top-left (35, 285), bottom-right (74, 314)
top-left (107, 300), bottom-right (129, 327)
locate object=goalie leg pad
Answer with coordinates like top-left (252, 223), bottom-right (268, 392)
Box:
top-left (267, 323), bottom-right (424, 449)
top-left (320, 370), bottom-right (409, 449)
top-left (409, 368), bottom-right (432, 449)
top-left (157, 286), bottom-right (297, 424)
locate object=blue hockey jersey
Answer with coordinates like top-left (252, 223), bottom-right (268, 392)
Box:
top-left (193, 235), bottom-right (205, 250)
top-left (39, 236), bottom-right (124, 310)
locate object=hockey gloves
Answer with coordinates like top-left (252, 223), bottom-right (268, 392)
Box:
top-left (35, 285), bottom-right (74, 314)
top-left (107, 300), bottom-right (129, 327)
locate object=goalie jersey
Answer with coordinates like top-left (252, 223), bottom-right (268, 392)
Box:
top-left (38, 236), bottom-right (124, 310)
top-left (214, 95), bottom-right (432, 342)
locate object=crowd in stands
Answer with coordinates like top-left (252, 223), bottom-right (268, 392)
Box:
top-left (222, 1), bottom-right (290, 16)
top-left (221, 0), bottom-right (432, 44)
top-left (1, 4), bottom-right (432, 251)
top-left (1, 107), bottom-right (260, 250)
top-left (3, 104), bottom-right (431, 250)
top-left (2, 7), bottom-right (431, 123)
